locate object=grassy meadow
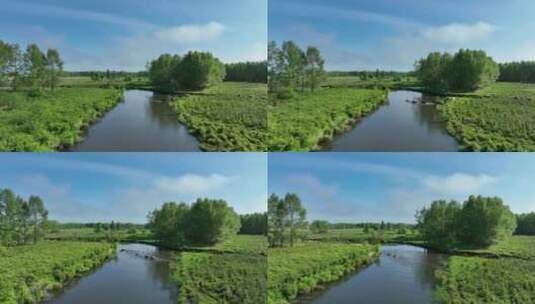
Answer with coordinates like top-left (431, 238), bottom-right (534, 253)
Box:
top-left (268, 242), bottom-right (379, 303)
top-left (0, 241), bottom-right (115, 304)
top-left (172, 82), bottom-right (267, 151)
top-left (268, 87), bottom-right (387, 151)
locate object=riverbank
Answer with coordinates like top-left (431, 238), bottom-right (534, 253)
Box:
top-left (0, 88), bottom-right (122, 151)
top-left (268, 87), bottom-right (387, 151)
top-left (268, 242), bottom-right (379, 304)
top-left (171, 82), bottom-right (267, 151)
top-left (0, 241), bottom-right (115, 304)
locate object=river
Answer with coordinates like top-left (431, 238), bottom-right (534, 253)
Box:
top-left (326, 90), bottom-right (459, 151)
top-left (72, 90), bottom-right (200, 151)
top-left (45, 243), bottom-right (179, 304)
top-left (301, 245), bottom-right (446, 304)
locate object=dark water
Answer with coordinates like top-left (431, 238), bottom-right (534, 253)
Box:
top-left (327, 90), bottom-right (459, 151)
top-left (305, 245), bottom-right (446, 304)
top-left (45, 244), bottom-right (179, 304)
top-left (73, 90), bottom-right (200, 151)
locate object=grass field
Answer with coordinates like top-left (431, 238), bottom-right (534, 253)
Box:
top-left (439, 82), bottom-right (535, 151)
top-left (0, 87), bottom-right (122, 151)
top-left (453, 235), bottom-right (535, 260)
top-left (46, 228), bottom-right (152, 242)
top-left (0, 241), bottom-right (115, 304)
top-left (268, 242), bottom-right (379, 303)
top-left (323, 75), bottom-right (418, 89)
top-left (268, 88), bottom-right (387, 151)
top-left (173, 234), bottom-right (267, 304)
top-left (435, 256), bottom-right (535, 303)
top-left (307, 228), bottom-right (421, 244)
top-left (172, 82), bottom-right (267, 151)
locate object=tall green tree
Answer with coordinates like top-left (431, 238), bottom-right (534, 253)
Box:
top-left (304, 46), bottom-right (325, 91)
top-left (284, 193), bottom-right (306, 247)
top-left (45, 49), bottom-right (63, 91)
top-left (24, 44), bottom-right (47, 89)
top-left (148, 202), bottom-right (190, 246)
top-left (267, 193), bottom-right (287, 247)
top-left (176, 51), bottom-right (226, 91)
top-left (185, 198), bottom-right (240, 245)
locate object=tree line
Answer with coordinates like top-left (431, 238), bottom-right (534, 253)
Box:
top-left (147, 51), bottom-right (226, 93)
top-left (268, 41), bottom-right (326, 98)
top-left (0, 40), bottom-right (63, 93)
top-left (239, 213), bottom-right (267, 235)
top-left (0, 188), bottom-right (48, 246)
top-left (148, 198), bottom-right (240, 247)
top-left (415, 49), bottom-right (499, 92)
top-left (225, 61), bottom-right (267, 83)
top-left (267, 193), bottom-right (307, 247)
top-left (416, 195), bottom-right (516, 248)
top-left (498, 61), bottom-right (535, 83)
top-left (515, 212), bottom-right (535, 235)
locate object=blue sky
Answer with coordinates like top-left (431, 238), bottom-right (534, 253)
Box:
top-left (0, 0), bottom-right (267, 71)
top-left (269, 153), bottom-right (535, 223)
top-left (269, 0), bottom-right (535, 71)
top-left (0, 153), bottom-right (267, 223)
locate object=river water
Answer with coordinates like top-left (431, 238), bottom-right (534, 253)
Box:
top-left (72, 90), bottom-right (200, 151)
top-left (326, 90), bottom-right (459, 151)
top-left (45, 243), bottom-right (179, 304)
top-left (303, 245), bottom-right (446, 304)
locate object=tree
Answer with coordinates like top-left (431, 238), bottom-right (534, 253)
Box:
top-left (515, 212), bottom-right (535, 235)
top-left (239, 213), bottom-right (267, 235)
top-left (94, 223), bottom-right (102, 233)
top-left (0, 41), bottom-right (24, 90)
top-left (304, 46), bottom-right (325, 92)
top-left (310, 220), bottom-right (329, 234)
top-left (416, 200), bottom-right (461, 248)
top-left (24, 44), bottom-right (47, 90)
top-left (28, 195), bottom-right (47, 244)
top-left (176, 51), bottom-right (226, 91)
top-left (225, 61), bottom-right (267, 83)
top-left (185, 198), bottom-right (240, 245)
top-left (458, 195), bottom-right (516, 247)
top-left (267, 193), bottom-right (287, 247)
top-left (284, 193), bottom-right (306, 247)
top-left (147, 54), bottom-right (181, 92)
top-left (45, 49), bottom-right (63, 90)
top-left (148, 202), bottom-right (190, 246)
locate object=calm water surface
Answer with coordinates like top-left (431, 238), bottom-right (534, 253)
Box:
top-left (301, 245), bottom-right (446, 304)
top-left (73, 90), bottom-right (200, 151)
top-left (327, 90), bottom-right (458, 151)
top-left (45, 243), bottom-right (179, 304)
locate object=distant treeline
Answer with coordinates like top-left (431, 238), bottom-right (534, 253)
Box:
top-left (63, 70), bottom-right (147, 79)
top-left (0, 39), bottom-right (63, 92)
top-left (0, 189), bottom-right (48, 246)
top-left (498, 61), bottom-right (535, 83)
top-left (327, 221), bottom-right (415, 230)
top-left (239, 213), bottom-right (267, 235)
top-left (225, 61), bottom-right (267, 83)
top-left (415, 49), bottom-right (499, 92)
top-left (516, 212), bottom-right (535, 235)
top-left (58, 222), bottom-right (147, 230)
top-left (327, 70), bottom-right (411, 79)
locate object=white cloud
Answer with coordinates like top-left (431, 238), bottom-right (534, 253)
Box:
top-left (287, 173), bottom-right (337, 202)
top-left (421, 22), bottom-right (496, 44)
top-left (422, 173), bottom-right (498, 195)
top-left (155, 22), bottom-right (225, 44)
top-left (155, 174), bottom-right (234, 194)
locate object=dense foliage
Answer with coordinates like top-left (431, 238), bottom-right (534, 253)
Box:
top-left (309, 220), bottom-right (329, 234)
top-left (0, 241), bottom-right (115, 304)
top-left (439, 82), bottom-right (535, 151)
top-left (268, 242), bottom-right (379, 303)
top-left (435, 256), bottom-right (535, 303)
top-left (148, 198), bottom-right (240, 247)
top-left (0, 87), bottom-right (121, 151)
top-left (225, 61), bottom-right (267, 83)
top-left (239, 213), bottom-right (267, 235)
top-left (268, 40), bottom-right (325, 97)
top-left (147, 51), bottom-right (225, 92)
top-left (172, 82), bottom-right (267, 151)
top-left (0, 189), bottom-right (48, 246)
top-left (499, 61), bottom-right (535, 83)
top-left (415, 49), bottom-right (499, 92)
top-left (0, 39), bottom-right (63, 92)
top-left (416, 195), bottom-right (516, 248)
top-left (268, 193), bottom-right (306, 247)
top-left (516, 212), bottom-right (535, 235)
top-left (268, 88), bottom-right (386, 151)
top-left (306, 227), bottom-right (420, 244)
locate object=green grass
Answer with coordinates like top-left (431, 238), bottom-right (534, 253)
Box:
top-left (435, 256), bottom-right (535, 304)
top-left (268, 87), bottom-right (387, 151)
top-left (453, 235), bottom-right (535, 260)
top-left (174, 252), bottom-right (266, 304)
top-left (268, 242), bottom-right (379, 304)
top-left (171, 82), bottom-right (267, 151)
top-left (0, 241), bottom-right (115, 304)
top-left (59, 76), bottom-right (151, 89)
top-left (307, 228), bottom-right (421, 244)
top-left (0, 87), bottom-right (122, 151)
top-left (46, 228), bottom-right (152, 243)
top-left (439, 82), bottom-right (535, 151)
top-left (200, 234), bottom-right (267, 255)
top-left (323, 75), bottom-right (418, 89)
